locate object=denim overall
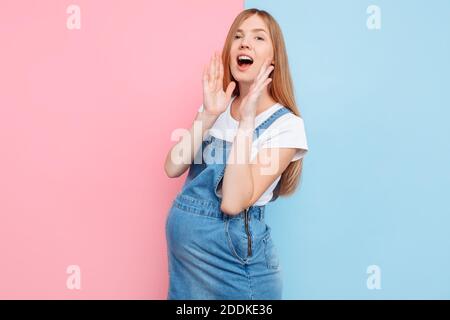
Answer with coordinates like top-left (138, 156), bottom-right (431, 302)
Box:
top-left (165, 106), bottom-right (292, 300)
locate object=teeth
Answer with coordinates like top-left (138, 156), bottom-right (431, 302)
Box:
top-left (238, 55), bottom-right (253, 62)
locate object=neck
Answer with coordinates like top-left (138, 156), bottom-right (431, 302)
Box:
top-left (235, 82), bottom-right (276, 115)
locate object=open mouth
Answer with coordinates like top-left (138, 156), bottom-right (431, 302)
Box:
top-left (237, 55), bottom-right (254, 67)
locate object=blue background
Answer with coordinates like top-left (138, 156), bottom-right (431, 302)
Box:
top-left (246, 0), bottom-right (450, 299)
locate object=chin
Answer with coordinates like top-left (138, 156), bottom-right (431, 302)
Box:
top-left (234, 76), bottom-right (252, 83)
top-left (231, 72), bottom-right (255, 83)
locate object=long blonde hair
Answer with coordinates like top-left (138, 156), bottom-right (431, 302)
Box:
top-left (221, 8), bottom-right (305, 198)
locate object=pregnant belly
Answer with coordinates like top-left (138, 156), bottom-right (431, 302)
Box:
top-left (165, 205), bottom-right (227, 258)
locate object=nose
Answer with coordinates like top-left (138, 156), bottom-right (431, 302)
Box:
top-left (239, 37), bottom-right (251, 50)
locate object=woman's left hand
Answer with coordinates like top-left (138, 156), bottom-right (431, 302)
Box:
top-left (239, 58), bottom-right (274, 122)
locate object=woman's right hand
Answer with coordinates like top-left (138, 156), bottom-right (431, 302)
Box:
top-left (202, 51), bottom-right (236, 117)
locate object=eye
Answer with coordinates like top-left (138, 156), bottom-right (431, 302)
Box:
top-left (233, 35), bottom-right (264, 40)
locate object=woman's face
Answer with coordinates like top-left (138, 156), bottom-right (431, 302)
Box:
top-left (230, 14), bottom-right (274, 84)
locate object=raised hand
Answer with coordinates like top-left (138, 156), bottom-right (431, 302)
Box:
top-left (238, 58), bottom-right (274, 121)
top-left (202, 51), bottom-right (236, 117)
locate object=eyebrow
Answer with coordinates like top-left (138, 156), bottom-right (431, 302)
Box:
top-left (236, 28), bottom-right (268, 34)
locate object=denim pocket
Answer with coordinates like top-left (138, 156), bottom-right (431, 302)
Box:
top-left (263, 234), bottom-right (280, 269)
top-left (225, 218), bottom-right (249, 264)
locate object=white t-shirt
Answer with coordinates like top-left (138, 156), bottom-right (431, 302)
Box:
top-left (197, 95), bottom-right (309, 206)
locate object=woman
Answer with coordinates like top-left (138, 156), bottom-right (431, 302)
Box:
top-left (164, 8), bottom-right (309, 299)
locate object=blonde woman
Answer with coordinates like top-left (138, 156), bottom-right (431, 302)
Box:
top-left (164, 8), bottom-right (309, 299)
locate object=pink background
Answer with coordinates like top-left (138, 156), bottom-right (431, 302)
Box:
top-left (0, 0), bottom-right (242, 299)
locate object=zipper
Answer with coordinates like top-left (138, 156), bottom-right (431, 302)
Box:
top-left (244, 207), bottom-right (252, 257)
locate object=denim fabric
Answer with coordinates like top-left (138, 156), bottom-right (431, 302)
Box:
top-left (165, 107), bottom-right (291, 300)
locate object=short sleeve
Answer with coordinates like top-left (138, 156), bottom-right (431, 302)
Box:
top-left (258, 114), bottom-right (309, 162)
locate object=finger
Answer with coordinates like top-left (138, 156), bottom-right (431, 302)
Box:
top-left (257, 62), bottom-right (274, 86)
top-left (215, 52), bottom-right (220, 80)
top-left (253, 67), bottom-right (274, 93)
top-left (263, 77), bottom-right (272, 87)
top-left (253, 78), bottom-right (272, 95)
top-left (252, 65), bottom-right (272, 92)
top-left (215, 52), bottom-right (220, 91)
top-left (256, 58), bottom-right (272, 81)
top-left (205, 62), bottom-right (213, 91)
top-left (225, 81), bottom-right (236, 102)
top-left (202, 64), bottom-right (209, 89)
top-left (263, 64), bottom-right (274, 80)
top-left (213, 52), bottom-right (218, 91)
top-left (214, 51), bottom-right (223, 90)
top-left (208, 53), bottom-right (215, 89)
top-left (209, 53), bottom-right (214, 88)
top-left (211, 52), bottom-right (217, 90)
top-left (218, 54), bottom-right (224, 92)
top-left (255, 62), bottom-right (266, 81)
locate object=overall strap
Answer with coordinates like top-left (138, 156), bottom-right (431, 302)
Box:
top-left (253, 106), bottom-right (292, 203)
top-left (253, 107), bottom-right (292, 141)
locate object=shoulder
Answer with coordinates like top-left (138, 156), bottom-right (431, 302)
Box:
top-left (263, 106), bottom-right (306, 135)
top-left (257, 105), bottom-right (309, 159)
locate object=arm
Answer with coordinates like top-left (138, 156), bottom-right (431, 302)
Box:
top-left (164, 51), bottom-right (236, 178)
top-left (220, 126), bottom-right (297, 214)
top-left (164, 111), bottom-right (218, 178)
top-left (221, 57), bottom-right (283, 214)
top-left (220, 118), bottom-right (254, 213)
